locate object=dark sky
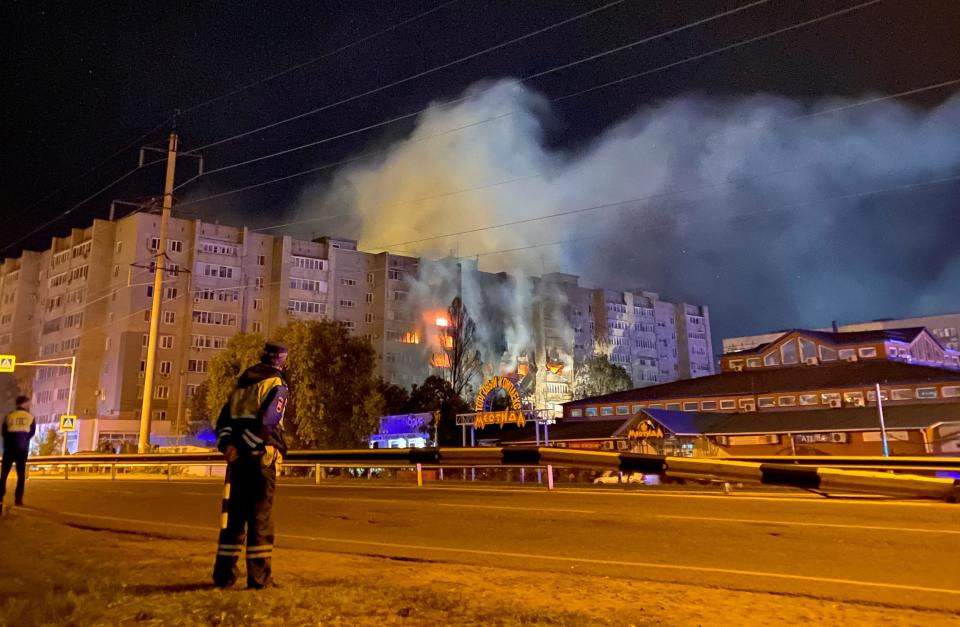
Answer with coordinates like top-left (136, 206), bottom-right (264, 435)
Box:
top-left (5, 0), bottom-right (960, 341)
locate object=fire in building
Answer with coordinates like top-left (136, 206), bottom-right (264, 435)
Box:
top-left (0, 212), bottom-right (712, 451)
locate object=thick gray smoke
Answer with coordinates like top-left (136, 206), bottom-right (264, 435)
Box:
top-left (298, 79), bottom-right (960, 345)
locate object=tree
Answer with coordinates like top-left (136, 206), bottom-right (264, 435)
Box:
top-left (202, 332), bottom-right (265, 421)
top-left (573, 354), bottom-right (633, 400)
top-left (276, 320), bottom-right (382, 449)
top-left (378, 381), bottom-right (411, 416)
top-left (440, 297), bottom-right (482, 398)
top-left (409, 375), bottom-right (472, 445)
top-left (35, 428), bottom-right (63, 456)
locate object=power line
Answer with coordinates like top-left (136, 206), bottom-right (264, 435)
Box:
top-left (1, 158), bottom-right (166, 254)
top-left (16, 116), bottom-right (173, 222)
top-left (454, 175), bottom-right (960, 259)
top-left (174, 3), bottom-right (909, 213)
top-left (554, 0), bottom-right (882, 103)
top-left (367, 173), bottom-right (960, 252)
top-left (180, 1), bottom-right (461, 116)
top-left (193, 0), bottom-right (627, 152)
top-left (177, 0), bottom-right (771, 189)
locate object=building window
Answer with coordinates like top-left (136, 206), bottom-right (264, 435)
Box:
top-left (288, 300), bottom-right (325, 315)
top-left (149, 237), bottom-right (160, 251)
top-left (162, 311), bottom-right (175, 324)
top-left (160, 335), bottom-right (173, 349)
top-left (942, 386), bottom-right (960, 398)
top-left (255, 277), bottom-right (263, 289)
top-left (585, 407), bottom-right (598, 417)
top-left (601, 406), bottom-right (614, 416)
top-left (758, 397), bottom-right (776, 408)
top-left (252, 321), bottom-right (262, 333)
top-left (165, 287), bottom-right (178, 300)
top-left (799, 338), bottom-right (817, 362)
top-left (843, 392), bottom-right (865, 405)
top-left (781, 340), bottom-right (798, 365)
top-left (253, 299), bottom-right (263, 311)
top-left (116, 241), bottom-right (123, 254)
top-left (719, 399), bottom-right (736, 410)
top-left (665, 403), bottom-right (681, 411)
top-left (393, 291), bottom-right (407, 302)
top-left (746, 358), bottom-right (762, 368)
top-left (257, 255), bottom-right (266, 266)
top-left (821, 393), bottom-right (841, 406)
top-left (152, 410), bottom-right (167, 421)
top-left (891, 389), bottom-right (913, 401)
top-left (388, 270), bottom-right (403, 281)
top-left (188, 359), bottom-right (209, 373)
top-left (819, 346), bottom-right (837, 361)
top-left (192, 310), bottom-right (239, 326)
top-left (763, 352), bottom-right (780, 367)
top-left (339, 299), bottom-right (355, 308)
top-left (631, 404), bottom-right (645, 413)
top-left (340, 278), bottom-right (357, 287)
top-left (915, 387), bottom-right (938, 400)
top-left (365, 313), bottom-right (374, 324)
top-left (838, 348), bottom-right (856, 361)
top-left (367, 272), bottom-right (375, 285)
top-left (700, 401), bottom-right (717, 411)
top-left (570, 409), bottom-right (583, 418)
top-left (159, 361), bottom-right (172, 375)
top-left (168, 240), bottom-right (183, 253)
top-left (799, 394), bottom-right (818, 406)
top-left (365, 292), bottom-right (374, 304)
top-left (199, 241), bottom-right (237, 256)
top-left (616, 405), bottom-right (630, 415)
top-left (289, 278), bottom-right (327, 292)
top-left (155, 385), bottom-right (170, 399)
top-left (778, 396), bottom-right (797, 407)
top-left (291, 255), bottom-right (327, 271)
top-left (858, 347), bottom-right (878, 358)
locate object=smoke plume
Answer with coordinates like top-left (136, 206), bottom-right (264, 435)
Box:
top-left (297, 79), bottom-right (960, 347)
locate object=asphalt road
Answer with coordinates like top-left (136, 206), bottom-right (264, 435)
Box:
top-left (16, 477), bottom-right (960, 611)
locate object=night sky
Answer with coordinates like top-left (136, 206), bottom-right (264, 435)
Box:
top-left (5, 0), bottom-right (960, 344)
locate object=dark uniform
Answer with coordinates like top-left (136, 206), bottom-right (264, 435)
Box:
top-left (1, 397), bottom-right (36, 512)
top-left (213, 344), bottom-right (289, 589)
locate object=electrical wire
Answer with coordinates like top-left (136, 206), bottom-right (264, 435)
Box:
top-left (1, 158), bottom-right (167, 254)
top-left (180, 1), bottom-right (461, 116)
top-left (174, 1), bottom-right (888, 207)
top-left (193, 0), bottom-right (628, 152)
top-left (177, 0), bottom-right (771, 189)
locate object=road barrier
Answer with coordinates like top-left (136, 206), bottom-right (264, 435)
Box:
top-left (27, 447), bottom-right (960, 502)
top-left (721, 455), bottom-right (960, 473)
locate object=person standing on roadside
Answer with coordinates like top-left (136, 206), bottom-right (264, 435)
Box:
top-left (1, 396), bottom-right (36, 514)
top-left (213, 343), bottom-right (289, 589)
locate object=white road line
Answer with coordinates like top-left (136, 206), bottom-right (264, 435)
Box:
top-left (437, 503), bottom-right (595, 514)
top-left (47, 510), bottom-right (960, 597)
top-left (655, 514), bottom-right (960, 535)
top-left (287, 495), bottom-right (406, 505)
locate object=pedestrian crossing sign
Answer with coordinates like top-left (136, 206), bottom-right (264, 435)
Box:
top-left (0, 355), bottom-right (15, 372)
top-left (59, 415), bottom-right (77, 432)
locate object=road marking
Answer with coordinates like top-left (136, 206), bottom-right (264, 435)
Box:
top-left (437, 503), bottom-right (595, 514)
top-left (287, 495), bottom-right (406, 505)
top-left (654, 514), bottom-right (960, 535)
top-left (47, 510), bottom-right (960, 597)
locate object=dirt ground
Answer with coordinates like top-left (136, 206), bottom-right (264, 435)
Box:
top-left (0, 509), bottom-right (957, 626)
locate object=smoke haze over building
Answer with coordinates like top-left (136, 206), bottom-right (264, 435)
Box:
top-left (295, 79), bottom-right (960, 345)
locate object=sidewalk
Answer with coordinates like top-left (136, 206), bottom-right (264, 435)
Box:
top-left (1, 509), bottom-right (956, 626)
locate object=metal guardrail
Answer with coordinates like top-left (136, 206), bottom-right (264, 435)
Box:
top-left (721, 455), bottom-right (960, 472)
top-left (27, 448), bottom-right (960, 502)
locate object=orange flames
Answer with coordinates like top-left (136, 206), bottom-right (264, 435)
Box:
top-left (545, 360), bottom-right (565, 375)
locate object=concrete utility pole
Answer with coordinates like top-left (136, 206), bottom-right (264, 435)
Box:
top-left (875, 382), bottom-right (890, 457)
top-left (138, 130), bottom-right (178, 453)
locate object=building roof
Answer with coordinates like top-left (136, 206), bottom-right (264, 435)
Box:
top-left (564, 361), bottom-right (960, 407)
top-left (725, 327), bottom-right (932, 355)
top-left (643, 403), bottom-right (960, 436)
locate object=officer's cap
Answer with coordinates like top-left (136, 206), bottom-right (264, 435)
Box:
top-left (263, 342), bottom-right (289, 356)
top-left (15, 395), bottom-right (29, 406)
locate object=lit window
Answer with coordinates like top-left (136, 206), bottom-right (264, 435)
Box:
top-left (631, 404), bottom-right (644, 413)
top-left (781, 340), bottom-right (798, 365)
top-left (719, 400), bottom-right (736, 410)
top-left (763, 352), bottom-right (780, 367)
top-left (838, 349), bottom-right (856, 360)
top-left (799, 394), bottom-right (818, 406)
top-left (941, 386), bottom-right (960, 398)
top-left (799, 338), bottom-right (817, 362)
top-left (585, 407), bottom-right (598, 417)
top-left (700, 401), bottom-right (717, 411)
top-left (616, 405), bottom-right (630, 415)
top-left (155, 385), bottom-right (170, 399)
top-left (891, 389), bottom-right (913, 401)
top-left (778, 396), bottom-right (797, 407)
top-left (570, 409), bottom-right (583, 418)
top-left (916, 387), bottom-right (938, 400)
top-left (758, 397), bottom-right (776, 408)
top-left (747, 358), bottom-right (762, 368)
top-left (819, 346), bottom-right (837, 361)
top-left (601, 406), bottom-right (614, 416)
top-left (858, 347), bottom-right (877, 358)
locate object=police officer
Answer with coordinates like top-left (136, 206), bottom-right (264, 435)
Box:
top-left (1, 395), bottom-right (36, 514)
top-left (213, 342), bottom-right (289, 589)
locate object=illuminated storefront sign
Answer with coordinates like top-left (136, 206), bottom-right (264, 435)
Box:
top-left (628, 420), bottom-right (664, 440)
top-left (475, 375), bottom-right (523, 412)
top-left (474, 410), bottom-right (526, 429)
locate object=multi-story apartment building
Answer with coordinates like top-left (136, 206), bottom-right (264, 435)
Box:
top-left (0, 211), bottom-right (713, 451)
